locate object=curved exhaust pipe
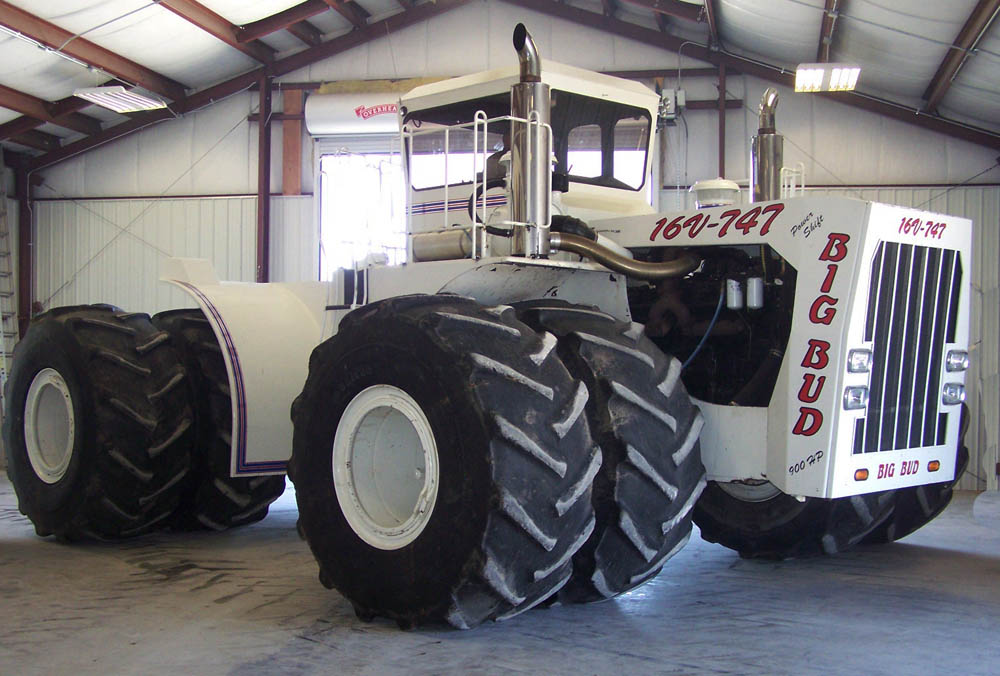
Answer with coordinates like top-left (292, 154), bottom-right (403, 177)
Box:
top-left (758, 87), bottom-right (779, 132)
top-left (551, 232), bottom-right (700, 280)
top-left (513, 23), bottom-right (541, 83)
top-left (751, 87), bottom-right (783, 202)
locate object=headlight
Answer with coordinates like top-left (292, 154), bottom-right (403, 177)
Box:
top-left (847, 349), bottom-right (872, 373)
top-left (941, 383), bottom-right (965, 406)
top-left (945, 350), bottom-right (969, 372)
top-left (843, 386), bottom-right (869, 410)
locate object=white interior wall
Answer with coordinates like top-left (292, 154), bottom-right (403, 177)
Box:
top-left (33, 195), bottom-right (314, 314)
top-left (659, 73), bottom-right (1000, 192)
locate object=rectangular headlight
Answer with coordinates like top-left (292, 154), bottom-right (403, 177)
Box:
top-left (941, 383), bottom-right (966, 405)
top-left (945, 350), bottom-right (969, 372)
top-left (844, 386), bottom-right (869, 410)
top-left (847, 349), bottom-right (872, 373)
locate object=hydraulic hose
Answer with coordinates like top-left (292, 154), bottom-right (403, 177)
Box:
top-left (550, 232), bottom-right (700, 281)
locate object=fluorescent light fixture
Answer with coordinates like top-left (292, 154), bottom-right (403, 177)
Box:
top-left (795, 63), bottom-right (861, 92)
top-left (73, 86), bottom-right (167, 113)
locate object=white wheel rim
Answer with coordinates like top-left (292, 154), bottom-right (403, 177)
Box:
top-left (332, 385), bottom-right (440, 550)
top-left (718, 479), bottom-right (782, 503)
top-left (24, 368), bottom-right (76, 484)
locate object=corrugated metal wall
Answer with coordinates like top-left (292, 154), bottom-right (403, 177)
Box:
top-left (33, 195), bottom-right (317, 315)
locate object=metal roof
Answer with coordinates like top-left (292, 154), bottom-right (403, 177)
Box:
top-left (0, 0), bottom-right (997, 172)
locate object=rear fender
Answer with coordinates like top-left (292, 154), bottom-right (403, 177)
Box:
top-left (161, 259), bottom-right (328, 476)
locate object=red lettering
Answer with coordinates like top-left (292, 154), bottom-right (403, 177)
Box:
top-left (759, 202), bottom-right (784, 235)
top-left (685, 213), bottom-right (707, 238)
top-left (797, 374), bottom-right (826, 403)
top-left (820, 264), bottom-right (837, 294)
top-left (717, 209), bottom-right (741, 237)
top-left (819, 232), bottom-right (850, 262)
top-left (793, 408), bottom-right (823, 436)
top-left (801, 339), bottom-right (831, 370)
top-left (877, 463), bottom-right (896, 479)
top-left (809, 295), bottom-right (838, 325)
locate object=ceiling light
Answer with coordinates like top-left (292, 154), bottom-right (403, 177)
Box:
top-left (73, 86), bottom-right (167, 113)
top-left (795, 63), bottom-right (861, 93)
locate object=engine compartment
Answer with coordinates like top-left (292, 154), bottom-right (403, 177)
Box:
top-left (628, 244), bottom-right (797, 407)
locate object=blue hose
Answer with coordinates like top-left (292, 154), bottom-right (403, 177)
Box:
top-left (682, 285), bottom-right (725, 370)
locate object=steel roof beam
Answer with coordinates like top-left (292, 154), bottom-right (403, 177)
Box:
top-left (816, 0), bottom-right (840, 62)
top-left (26, 0), bottom-right (471, 171)
top-left (286, 20), bottom-right (324, 47)
top-left (617, 0), bottom-right (704, 23)
top-left (0, 0), bottom-right (187, 101)
top-left (238, 0), bottom-right (331, 42)
top-left (704, 0), bottom-right (720, 46)
top-left (8, 129), bottom-right (61, 153)
top-left (922, 0), bottom-right (1000, 113)
top-left (158, 0), bottom-right (276, 64)
top-left (0, 83), bottom-right (102, 136)
top-left (323, 0), bottom-right (370, 29)
top-left (272, 0), bottom-right (468, 77)
top-left (505, 0), bottom-right (1000, 150)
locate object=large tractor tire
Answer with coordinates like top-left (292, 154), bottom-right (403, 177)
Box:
top-left (515, 300), bottom-right (706, 602)
top-left (3, 305), bottom-right (194, 540)
top-left (693, 480), bottom-right (894, 559)
top-left (289, 295), bottom-right (598, 629)
top-left (861, 404), bottom-right (970, 545)
top-left (152, 310), bottom-right (285, 531)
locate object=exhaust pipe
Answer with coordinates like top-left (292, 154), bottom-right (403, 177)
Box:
top-left (551, 232), bottom-right (700, 280)
top-left (513, 23), bottom-right (541, 82)
top-left (751, 88), bottom-right (783, 202)
top-left (510, 24), bottom-right (551, 257)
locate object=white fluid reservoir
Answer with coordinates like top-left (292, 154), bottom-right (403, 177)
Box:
top-left (747, 277), bottom-right (764, 309)
top-left (726, 279), bottom-right (743, 310)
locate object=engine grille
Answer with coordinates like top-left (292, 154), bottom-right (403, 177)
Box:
top-left (853, 241), bottom-right (962, 454)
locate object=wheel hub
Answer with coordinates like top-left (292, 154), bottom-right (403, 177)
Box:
top-left (718, 478), bottom-right (782, 503)
top-left (24, 368), bottom-right (76, 484)
top-left (332, 385), bottom-right (439, 550)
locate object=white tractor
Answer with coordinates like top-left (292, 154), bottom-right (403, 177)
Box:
top-left (4, 25), bottom-right (971, 629)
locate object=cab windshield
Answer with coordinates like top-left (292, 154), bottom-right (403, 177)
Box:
top-left (403, 89), bottom-right (651, 191)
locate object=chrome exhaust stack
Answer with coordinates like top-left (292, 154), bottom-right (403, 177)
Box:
top-left (510, 23), bottom-right (551, 257)
top-left (751, 88), bottom-right (783, 202)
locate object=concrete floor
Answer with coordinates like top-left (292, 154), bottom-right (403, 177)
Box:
top-left (2, 478), bottom-right (998, 676)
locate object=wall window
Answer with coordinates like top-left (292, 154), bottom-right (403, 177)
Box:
top-left (318, 138), bottom-right (406, 279)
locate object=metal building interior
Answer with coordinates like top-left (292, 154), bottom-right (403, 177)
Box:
top-left (0, 1), bottom-right (998, 674)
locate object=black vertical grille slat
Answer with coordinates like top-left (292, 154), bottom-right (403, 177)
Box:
top-left (923, 250), bottom-right (957, 447)
top-left (893, 247), bottom-right (926, 450)
top-left (946, 256), bottom-right (963, 343)
top-left (864, 242), bottom-right (899, 454)
top-left (853, 418), bottom-right (865, 455)
top-left (879, 245), bottom-right (912, 452)
top-left (864, 245), bottom-right (884, 341)
top-left (936, 413), bottom-right (948, 445)
top-left (910, 248), bottom-right (942, 444)
top-left (855, 241), bottom-right (962, 454)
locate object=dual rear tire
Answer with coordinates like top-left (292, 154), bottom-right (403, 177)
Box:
top-left (3, 306), bottom-right (194, 540)
top-left (4, 305), bottom-right (284, 540)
